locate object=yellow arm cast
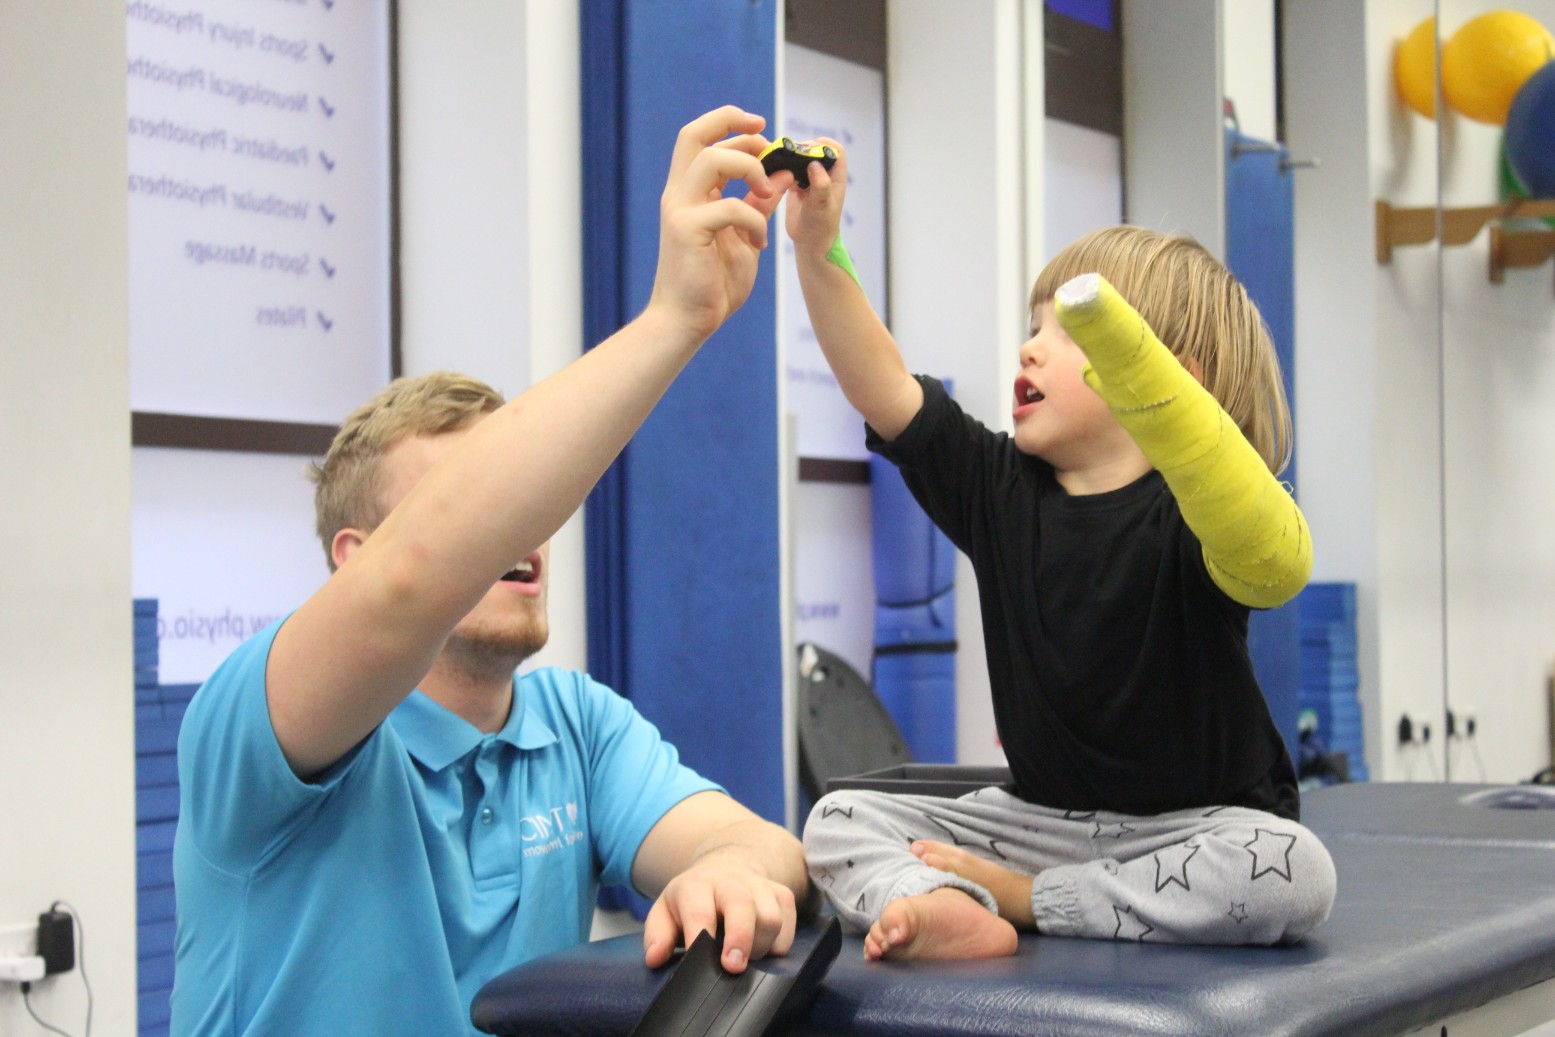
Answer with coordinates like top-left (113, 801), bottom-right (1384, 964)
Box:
top-left (1053, 274), bottom-right (1312, 608)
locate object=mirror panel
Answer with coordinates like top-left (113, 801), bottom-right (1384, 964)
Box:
top-left (1438, 0), bottom-right (1555, 782)
top-left (1284, 0), bottom-right (1445, 781)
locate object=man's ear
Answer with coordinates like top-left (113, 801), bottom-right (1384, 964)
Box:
top-left (1182, 355), bottom-right (1205, 385)
top-left (331, 527), bottom-right (368, 571)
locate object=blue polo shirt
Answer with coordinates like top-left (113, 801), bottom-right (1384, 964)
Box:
top-left (169, 619), bottom-right (720, 1036)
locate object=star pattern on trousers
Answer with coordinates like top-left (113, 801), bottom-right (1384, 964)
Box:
top-left (1113, 904), bottom-right (1154, 942)
top-left (821, 803), bottom-right (855, 821)
top-left (1227, 901), bottom-right (1250, 924)
top-left (1093, 820), bottom-right (1137, 840)
top-left (923, 812), bottom-right (1009, 859)
top-left (1152, 841), bottom-right (1201, 893)
top-left (1243, 828), bottom-right (1297, 882)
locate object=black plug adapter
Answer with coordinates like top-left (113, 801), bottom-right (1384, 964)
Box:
top-left (38, 909), bottom-right (74, 976)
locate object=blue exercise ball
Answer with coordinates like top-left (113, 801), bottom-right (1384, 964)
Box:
top-left (1506, 61), bottom-right (1555, 198)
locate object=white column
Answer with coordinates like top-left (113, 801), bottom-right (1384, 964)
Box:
top-left (1, 5), bottom-right (137, 1032)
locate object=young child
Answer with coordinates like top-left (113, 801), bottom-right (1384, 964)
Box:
top-left (783, 143), bottom-right (1336, 960)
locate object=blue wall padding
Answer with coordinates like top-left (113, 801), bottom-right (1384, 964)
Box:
top-left (1225, 129), bottom-right (1301, 760)
top-left (869, 452), bottom-right (957, 761)
top-left (1246, 606), bottom-right (1301, 762)
top-left (869, 454), bottom-right (956, 644)
top-left (1297, 583), bottom-right (1369, 781)
top-left (873, 653), bottom-right (958, 763)
top-left (1046, 0), bottom-right (1115, 31)
top-left (580, 0), bottom-right (784, 826)
top-left (133, 598), bottom-right (196, 1037)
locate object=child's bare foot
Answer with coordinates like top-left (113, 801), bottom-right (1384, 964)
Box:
top-left (864, 887), bottom-right (1018, 961)
top-left (913, 840), bottom-right (1036, 928)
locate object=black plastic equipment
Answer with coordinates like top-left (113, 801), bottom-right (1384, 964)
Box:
top-left (627, 918), bottom-right (842, 1037)
top-left (795, 643), bottom-right (913, 802)
top-left (827, 763), bottom-right (1013, 799)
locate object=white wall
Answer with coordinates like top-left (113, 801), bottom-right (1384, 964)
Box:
top-left (1286, 1), bottom-right (1406, 783)
top-left (397, 1), bottom-right (587, 674)
top-left (1121, 0), bottom-right (1226, 257)
top-left (888, 0), bottom-right (1041, 765)
top-left (1364, 0), bottom-right (1453, 782)
top-left (0, 4), bottom-right (138, 1033)
top-left (1223, 1), bottom-right (1277, 143)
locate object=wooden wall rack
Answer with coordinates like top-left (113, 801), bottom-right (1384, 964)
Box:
top-left (1489, 224), bottom-right (1555, 290)
top-left (1376, 198), bottom-right (1555, 253)
top-left (1377, 198), bottom-right (1555, 293)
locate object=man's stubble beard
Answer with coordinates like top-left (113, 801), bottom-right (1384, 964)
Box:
top-left (443, 610), bottom-right (550, 686)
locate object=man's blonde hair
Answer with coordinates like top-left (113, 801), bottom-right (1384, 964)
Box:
top-left (1031, 226), bottom-right (1293, 475)
top-left (308, 371), bottom-right (505, 570)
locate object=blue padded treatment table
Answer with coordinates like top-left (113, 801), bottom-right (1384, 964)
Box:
top-left (471, 783), bottom-right (1555, 1036)
top-left (1302, 780), bottom-right (1555, 846)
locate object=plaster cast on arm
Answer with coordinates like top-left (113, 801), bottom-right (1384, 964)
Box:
top-left (1054, 274), bottom-right (1312, 608)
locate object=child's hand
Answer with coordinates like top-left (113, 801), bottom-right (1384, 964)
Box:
top-left (782, 137), bottom-right (847, 261)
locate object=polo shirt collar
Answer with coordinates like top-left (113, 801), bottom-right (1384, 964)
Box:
top-left (390, 678), bottom-right (558, 772)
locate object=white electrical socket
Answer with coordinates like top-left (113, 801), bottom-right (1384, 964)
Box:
top-left (0, 956), bottom-right (44, 983)
top-left (0, 922), bottom-right (34, 959)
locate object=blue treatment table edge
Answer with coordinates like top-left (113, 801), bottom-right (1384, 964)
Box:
top-left (471, 783), bottom-right (1555, 1037)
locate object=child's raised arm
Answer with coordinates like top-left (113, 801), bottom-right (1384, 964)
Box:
top-left (784, 141), bottom-right (923, 441)
top-left (1055, 274), bottom-right (1312, 609)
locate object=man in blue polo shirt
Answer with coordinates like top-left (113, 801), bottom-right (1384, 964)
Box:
top-left (169, 106), bottom-right (814, 1036)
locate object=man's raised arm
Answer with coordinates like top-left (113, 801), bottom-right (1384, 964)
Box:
top-left (267, 107), bottom-right (792, 777)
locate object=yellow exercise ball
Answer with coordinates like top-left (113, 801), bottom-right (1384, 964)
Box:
top-left (1441, 9), bottom-right (1555, 124)
top-left (1396, 16), bottom-right (1439, 118)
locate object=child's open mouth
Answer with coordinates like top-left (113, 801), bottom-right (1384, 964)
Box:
top-left (1014, 375), bottom-right (1045, 411)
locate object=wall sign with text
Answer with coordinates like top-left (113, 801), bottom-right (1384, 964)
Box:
top-left (126, 0), bottom-right (392, 424)
top-left (781, 43), bottom-right (887, 463)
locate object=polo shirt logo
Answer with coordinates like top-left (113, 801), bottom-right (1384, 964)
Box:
top-left (519, 802), bottom-right (586, 859)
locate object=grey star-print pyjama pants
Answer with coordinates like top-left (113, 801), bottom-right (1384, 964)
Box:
top-left (802, 785), bottom-right (1336, 945)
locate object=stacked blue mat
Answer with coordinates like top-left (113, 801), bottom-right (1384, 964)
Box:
top-left (133, 599), bottom-right (199, 1037)
top-left (1296, 582), bottom-right (1368, 782)
top-left (869, 453), bottom-right (956, 763)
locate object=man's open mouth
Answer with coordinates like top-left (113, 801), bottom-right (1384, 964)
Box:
top-left (500, 558), bottom-right (539, 584)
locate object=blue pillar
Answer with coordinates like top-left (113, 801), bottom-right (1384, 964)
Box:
top-left (581, 0), bottom-right (785, 824)
top-left (1225, 128), bottom-right (1301, 760)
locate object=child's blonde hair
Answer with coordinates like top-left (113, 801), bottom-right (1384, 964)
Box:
top-left (307, 371), bottom-right (505, 570)
top-left (1031, 226), bottom-right (1293, 475)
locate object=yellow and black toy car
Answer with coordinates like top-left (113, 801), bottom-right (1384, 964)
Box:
top-left (758, 137), bottom-right (837, 189)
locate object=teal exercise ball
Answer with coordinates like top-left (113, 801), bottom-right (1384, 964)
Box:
top-left (1506, 61), bottom-right (1555, 197)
